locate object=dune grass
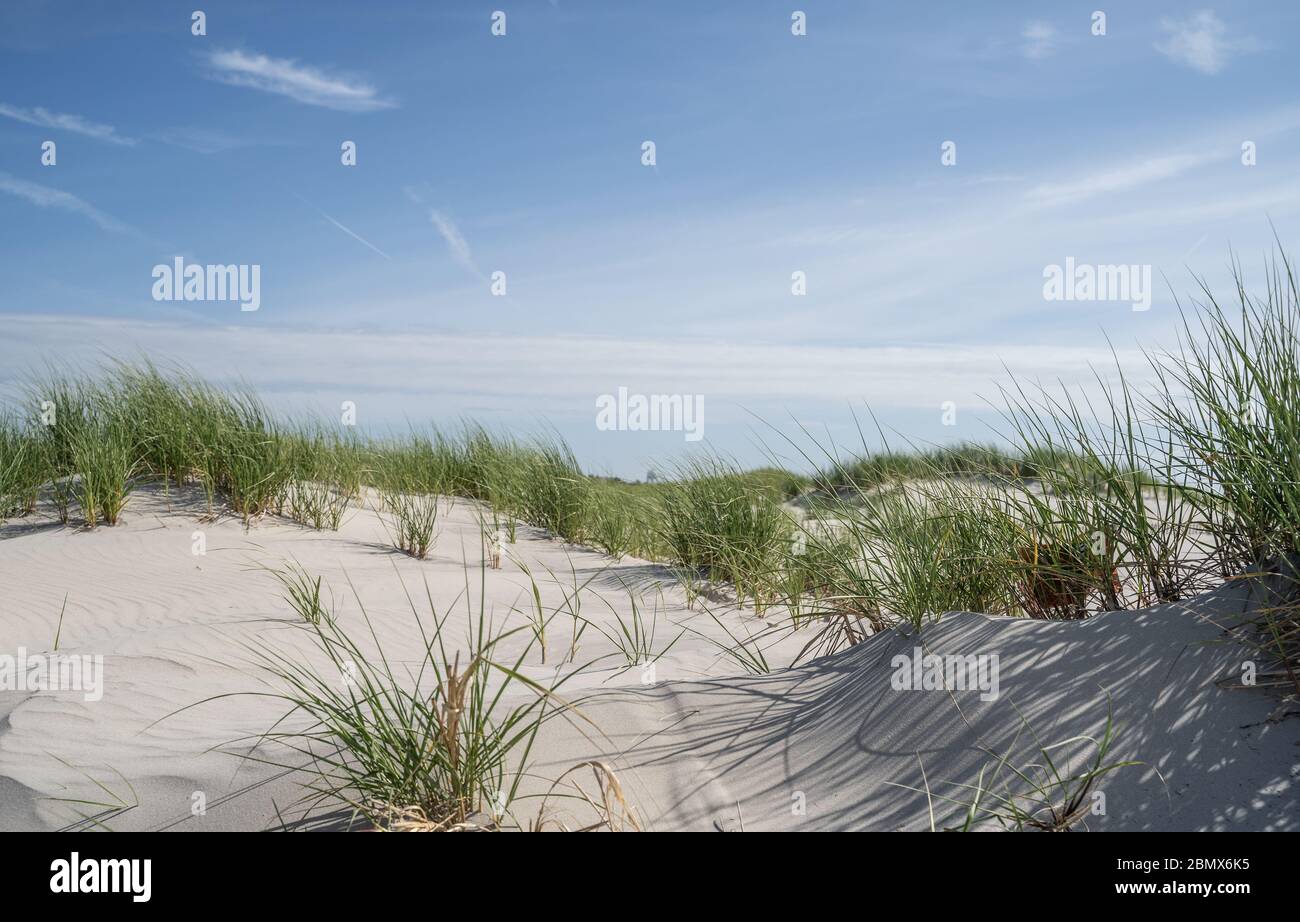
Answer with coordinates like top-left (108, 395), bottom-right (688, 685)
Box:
top-left (657, 457), bottom-right (793, 611)
top-left (264, 559), bottom-right (332, 625)
top-left (588, 583), bottom-right (685, 672)
top-left (514, 440), bottom-right (591, 543)
top-left (10, 245), bottom-right (1300, 833)
top-left (232, 560), bottom-right (657, 831)
top-left (251, 566), bottom-right (565, 830)
top-left (70, 413), bottom-right (137, 528)
top-left (585, 484), bottom-right (645, 560)
top-left (3, 249), bottom-right (1299, 696)
top-left (0, 413), bottom-right (43, 519)
top-left (285, 428), bottom-right (361, 531)
top-left (377, 453), bottom-right (442, 559)
top-left (819, 441), bottom-right (1035, 492)
top-left (1150, 252), bottom-right (1300, 565)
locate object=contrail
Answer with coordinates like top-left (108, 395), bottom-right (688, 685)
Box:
top-left (296, 194), bottom-right (392, 260)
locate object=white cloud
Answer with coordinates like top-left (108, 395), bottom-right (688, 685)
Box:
top-left (0, 103), bottom-right (135, 146)
top-left (1021, 22), bottom-right (1057, 60)
top-left (428, 210), bottom-right (479, 276)
top-left (1155, 10), bottom-right (1258, 75)
top-left (1017, 109), bottom-right (1300, 212)
top-left (0, 313), bottom-right (1151, 421)
top-left (0, 172), bottom-right (134, 234)
top-left (1022, 152), bottom-right (1220, 209)
top-left (201, 48), bottom-right (396, 112)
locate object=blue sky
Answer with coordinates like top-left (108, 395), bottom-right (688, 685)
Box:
top-left (2, 1), bottom-right (1298, 477)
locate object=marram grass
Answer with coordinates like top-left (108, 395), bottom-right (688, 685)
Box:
top-left (2, 248), bottom-right (1299, 694)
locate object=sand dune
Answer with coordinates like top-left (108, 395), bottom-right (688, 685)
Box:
top-left (539, 586), bottom-right (1298, 830)
top-left (0, 485), bottom-right (1294, 831)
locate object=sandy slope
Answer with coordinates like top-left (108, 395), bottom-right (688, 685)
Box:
top-left (0, 485), bottom-right (1295, 831)
top-left (539, 588), bottom-right (1298, 830)
top-left (0, 485), bottom-right (803, 831)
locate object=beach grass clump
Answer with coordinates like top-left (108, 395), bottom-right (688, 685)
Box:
top-left (386, 424), bottom-right (517, 502)
top-left (18, 374), bottom-right (85, 523)
top-left (255, 570), bottom-right (559, 830)
top-left (657, 457), bottom-right (793, 607)
top-left (585, 478), bottom-right (674, 560)
top-left (110, 364), bottom-right (296, 523)
top-left (20, 370), bottom-right (142, 527)
top-left (820, 442), bottom-right (1032, 492)
top-left (803, 379), bottom-right (1208, 631)
top-left (284, 428), bottom-right (357, 530)
top-left (379, 429), bottom-right (453, 497)
top-left (740, 465), bottom-right (812, 500)
top-left (23, 371), bottom-right (93, 471)
top-left (1149, 251), bottom-right (1300, 569)
top-left (376, 444), bottom-right (443, 558)
top-left (515, 439), bottom-right (591, 543)
top-left (376, 426), bottom-right (530, 536)
top-left (287, 476), bottom-right (352, 531)
top-left (818, 479), bottom-right (1018, 630)
top-left (471, 431), bottom-right (530, 534)
top-left (980, 715), bottom-right (1137, 832)
top-left (0, 414), bottom-right (44, 520)
top-left (377, 480), bottom-right (440, 560)
top-left (70, 409), bottom-right (138, 527)
top-left (216, 426), bottom-right (289, 522)
top-left (586, 484), bottom-right (644, 560)
top-left (991, 371), bottom-right (1212, 614)
top-left (210, 396), bottom-right (293, 523)
top-left (461, 425), bottom-right (521, 502)
top-left (106, 360), bottom-right (200, 490)
top-left (1140, 249), bottom-right (1300, 690)
top-left (794, 434), bottom-right (1020, 637)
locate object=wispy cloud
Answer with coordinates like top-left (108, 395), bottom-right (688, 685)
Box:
top-left (201, 48), bottom-right (396, 112)
top-left (1022, 152), bottom-right (1220, 209)
top-left (0, 172), bottom-right (134, 234)
top-left (1021, 22), bottom-right (1057, 60)
top-left (428, 210), bottom-right (479, 276)
top-left (1019, 108), bottom-right (1300, 212)
top-left (1155, 10), bottom-right (1259, 75)
top-left (0, 103), bottom-right (135, 146)
top-left (0, 313), bottom-right (1152, 420)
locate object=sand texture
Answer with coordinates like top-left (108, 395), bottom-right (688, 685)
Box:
top-left (0, 485), bottom-right (1295, 831)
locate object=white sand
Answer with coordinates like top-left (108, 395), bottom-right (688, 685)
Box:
top-left (0, 485), bottom-right (1295, 831)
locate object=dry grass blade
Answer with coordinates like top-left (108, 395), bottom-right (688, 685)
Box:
top-left (530, 761), bottom-right (642, 832)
